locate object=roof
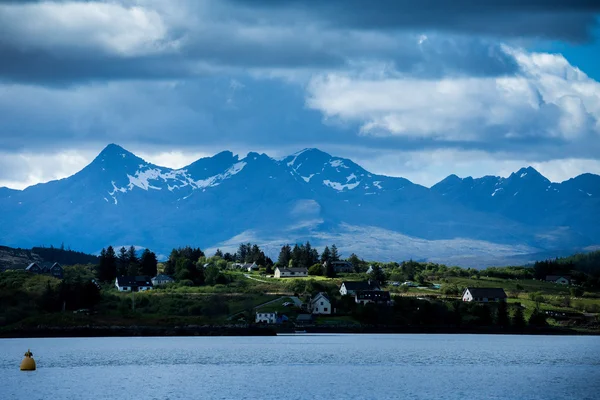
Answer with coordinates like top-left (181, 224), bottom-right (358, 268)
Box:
top-left (546, 275), bottom-right (570, 281)
top-left (26, 263), bottom-right (40, 271)
top-left (341, 281), bottom-right (380, 291)
top-left (464, 287), bottom-right (507, 299)
top-left (152, 274), bottom-right (174, 281)
top-left (356, 290), bottom-right (391, 301)
top-left (51, 262), bottom-right (62, 269)
top-left (311, 292), bottom-right (330, 304)
top-left (116, 276), bottom-right (154, 287)
top-left (278, 267), bottom-right (308, 273)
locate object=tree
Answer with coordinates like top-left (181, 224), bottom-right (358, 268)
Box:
top-left (214, 249), bottom-right (224, 258)
top-left (98, 246), bottom-right (117, 282)
top-left (511, 306), bottom-right (526, 328)
top-left (371, 265), bottom-right (387, 286)
top-left (321, 246), bottom-right (331, 264)
top-left (308, 264), bottom-right (324, 276)
top-left (528, 309), bottom-right (547, 327)
top-left (278, 244), bottom-right (292, 267)
top-left (205, 265), bottom-right (224, 285)
top-left (325, 261), bottom-right (336, 278)
top-left (117, 246), bottom-right (129, 276)
top-left (164, 249), bottom-right (178, 276)
top-left (139, 249), bottom-right (158, 277)
top-left (496, 301), bottom-right (509, 327)
top-left (330, 244), bottom-right (340, 262)
top-left (348, 253), bottom-right (361, 273)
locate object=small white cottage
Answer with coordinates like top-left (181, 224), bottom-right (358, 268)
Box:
top-left (462, 287), bottom-right (507, 302)
top-left (255, 312), bottom-right (278, 324)
top-left (310, 292), bottom-right (332, 315)
top-left (274, 267), bottom-right (308, 278)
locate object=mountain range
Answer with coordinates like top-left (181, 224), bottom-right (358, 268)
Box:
top-left (1, 144), bottom-right (599, 267)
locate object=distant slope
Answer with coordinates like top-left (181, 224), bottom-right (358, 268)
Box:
top-left (0, 245), bottom-right (98, 269)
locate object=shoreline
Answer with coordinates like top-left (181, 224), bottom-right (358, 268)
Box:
top-left (1, 324), bottom-right (597, 338)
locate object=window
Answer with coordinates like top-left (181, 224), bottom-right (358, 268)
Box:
top-left (320, 301), bottom-right (323, 305)
top-left (324, 308), bottom-right (328, 312)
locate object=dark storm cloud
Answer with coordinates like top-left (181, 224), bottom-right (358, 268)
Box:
top-left (228, 0), bottom-right (600, 41)
top-left (0, 0), bottom-right (527, 85)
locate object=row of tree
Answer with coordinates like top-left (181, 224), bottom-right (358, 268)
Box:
top-left (277, 242), bottom-right (341, 270)
top-left (97, 246), bottom-right (158, 282)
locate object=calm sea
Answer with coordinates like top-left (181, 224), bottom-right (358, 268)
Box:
top-left (1, 334), bottom-right (599, 400)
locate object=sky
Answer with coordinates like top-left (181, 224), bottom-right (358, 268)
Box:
top-left (1, 0), bottom-right (600, 189)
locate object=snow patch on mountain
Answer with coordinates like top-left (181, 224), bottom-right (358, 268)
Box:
top-left (323, 180), bottom-right (360, 191)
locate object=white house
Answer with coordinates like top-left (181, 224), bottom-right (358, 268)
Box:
top-left (151, 274), bottom-right (174, 286)
top-left (339, 280), bottom-right (381, 296)
top-left (255, 312), bottom-right (278, 324)
top-left (546, 275), bottom-right (571, 285)
top-left (462, 287), bottom-right (507, 302)
top-left (115, 276), bottom-right (154, 292)
top-left (310, 292), bottom-right (332, 315)
top-left (245, 262), bottom-right (259, 272)
top-left (274, 267), bottom-right (308, 278)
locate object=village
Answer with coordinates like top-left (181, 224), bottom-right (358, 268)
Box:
top-left (16, 256), bottom-right (592, 332)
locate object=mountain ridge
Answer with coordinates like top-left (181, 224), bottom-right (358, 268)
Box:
top-left (0, 144), bottom-right (598, 268)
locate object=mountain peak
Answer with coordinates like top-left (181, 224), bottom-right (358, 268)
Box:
top-left (511, 166), bottom-right (548, 182)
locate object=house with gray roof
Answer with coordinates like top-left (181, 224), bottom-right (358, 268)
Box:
top-left (339, 280), bottom-right (381, 296)
top-left (462, 287), bottom-right (507, 302)
top-left (274, 267), bottom-right (308, 278)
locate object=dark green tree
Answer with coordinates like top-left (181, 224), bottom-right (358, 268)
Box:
top-left (511, 306), bottom-right (526, 329)
top-left (348, 253), bottom-right (361, 273)
top-left (117, 246), bottom-right (128, 276)
top-left (98, 246), bottom-right (118, 282)
top-left (371, 265), bottom-right (387, 285)
top-left (325, 261), bottom-right (336, 278)
top-left (308, 264), bottom-right (324, 276)
top-left (139, 249), bottom-right (158, 277)
top-left (330, 244), bottom-right (340, 261)
top-left (496, 301), bottom-right (510, 327)
top-left (214, 249), bottom-right (224, 258)
top-left (321, 246), bottom-right (331, 264)
top-left (278, 244), bottom-right (292, 267)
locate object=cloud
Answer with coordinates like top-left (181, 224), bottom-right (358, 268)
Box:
top-left (0, 1), bottom-right (525, 84)
top-left (228, 0), bottom-right (600, 41)
top-left (306, 47), bottom-right (600, 159)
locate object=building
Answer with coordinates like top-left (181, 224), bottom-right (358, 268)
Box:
top-left (255, 312), bottom-right (277, 324)
top-left (295, 314), bottom-right (314, 325)
top-left (151, 274), bottom-right (175, 286)
top-left (462, 287), bottom-right (507, 302)
top-left (244, 262), bottom-right (260, 272)
top-left (274, 267), bottom-right (308, 278)
top-left (339, 280), bottom-right (381, 296)
top-left (49, 263), bottom-right (64, 279)
top-left (26, 262), bottom-right (63, 279)
top-left (325, 261), bottom-right (354, 273)
top-left (310, 292), bottom-right (332, 315)
top-left (355, 290), bottom-right (391, 305)
top-left (546, 275), bottom-right (571, 285)
top-left (25, 263), bottom-right (42, 274)
top-left (115, 276), bottom-right (154, 292)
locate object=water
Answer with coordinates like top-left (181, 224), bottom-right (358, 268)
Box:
top-left (1, 334), bottom-right (599, 400)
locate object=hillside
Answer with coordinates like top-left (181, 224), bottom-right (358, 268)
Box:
top-left (0, 245), bottom-right (98, 270)
top-left (0, 144), bottom-right (599, 267)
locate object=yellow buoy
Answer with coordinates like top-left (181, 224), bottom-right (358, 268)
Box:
top-left (20, 349), bottom-right (36, 371)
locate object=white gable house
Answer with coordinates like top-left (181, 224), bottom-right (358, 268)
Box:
top-left (255, 312), bottom-right (278, 324)
top-left (310, 292), bottom-right (332, 315)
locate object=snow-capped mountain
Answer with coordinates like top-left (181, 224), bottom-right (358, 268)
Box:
top-left (0, 144), bottom-right (598, 267)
